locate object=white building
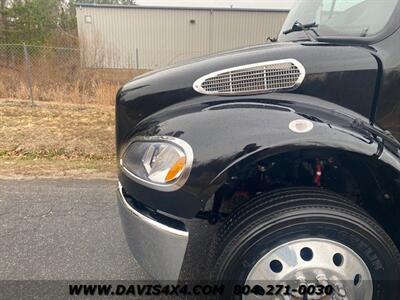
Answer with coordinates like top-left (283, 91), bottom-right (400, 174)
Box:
top-left (76, 3), bottom-right (290, 69)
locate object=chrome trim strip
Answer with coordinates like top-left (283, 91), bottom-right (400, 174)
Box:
top-left (118, 182), bottom-right (188, 237)
top-left (201, 101), bottom-right (295, 112)
top-left (120, 136), bottom-right (194, 192)
top-left (193, 58), bottom-right (306, 96)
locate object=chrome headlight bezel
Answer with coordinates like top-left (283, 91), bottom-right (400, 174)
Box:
top-left (120, 136), bottom-right (194, 192)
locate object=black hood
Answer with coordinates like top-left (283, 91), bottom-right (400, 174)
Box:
top-left (117, 41), bottom-right (379, 151)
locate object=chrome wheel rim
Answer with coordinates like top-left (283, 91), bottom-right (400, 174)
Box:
top-left (244, 238), bottom-right (373, 300)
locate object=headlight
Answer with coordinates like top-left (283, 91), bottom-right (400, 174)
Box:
top-left (120, 136), bottom-right (193, 191)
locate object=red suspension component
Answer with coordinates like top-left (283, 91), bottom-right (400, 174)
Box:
top-left (314, 160), bottom-right (323, 187)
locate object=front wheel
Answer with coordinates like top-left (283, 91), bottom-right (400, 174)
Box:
top-left (210, 188), bottom-right (400, 299)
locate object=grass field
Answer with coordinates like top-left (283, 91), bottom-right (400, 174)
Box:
top-left (0, 99), bottom-right (116, 178)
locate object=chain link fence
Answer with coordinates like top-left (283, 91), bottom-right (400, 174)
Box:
top-left (0, 44), bottom-right (148, 105)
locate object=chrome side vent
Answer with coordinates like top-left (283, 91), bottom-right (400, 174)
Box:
top-left (193, 59), bottom-right (305, 96)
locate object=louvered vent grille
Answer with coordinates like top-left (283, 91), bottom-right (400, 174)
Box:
top-left (193, 59), bottom-right (305, 96)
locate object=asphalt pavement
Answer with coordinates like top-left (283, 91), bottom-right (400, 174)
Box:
top-left (0, 178), bottom-right (216, 299)
top-left (0, 179), bottom-right (150, 281)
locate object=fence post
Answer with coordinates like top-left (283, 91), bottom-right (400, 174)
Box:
top-left (136, 48), bottom-right (139, 70)
top-left (23, 43), bottom-right (34, 106)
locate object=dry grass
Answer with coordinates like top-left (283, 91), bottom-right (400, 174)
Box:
top-left (0, 99), bottom-right (116, 178)
top-left (0, 158), bottom-right (116, 179)
top-left (0, 46), bottom-right (149, 178)
top-left (0, 65), bottom-right (147, 106)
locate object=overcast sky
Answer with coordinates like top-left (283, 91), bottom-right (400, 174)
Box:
top-left (135, 0), bottom-right (296, 10)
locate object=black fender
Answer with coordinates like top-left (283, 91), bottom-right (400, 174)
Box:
top-left (119, 93), bottom-right (400, 219)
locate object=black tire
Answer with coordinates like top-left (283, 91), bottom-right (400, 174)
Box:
top-left (210, 187), bottom-right (400, 299)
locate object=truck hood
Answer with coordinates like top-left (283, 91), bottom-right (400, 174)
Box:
top-left (116, 42), bottom-right (379, 152)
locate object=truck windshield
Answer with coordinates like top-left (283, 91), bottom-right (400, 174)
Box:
top-left (279, 0), bottom-right (399, 41)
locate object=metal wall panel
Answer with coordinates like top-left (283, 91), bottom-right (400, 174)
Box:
top-left (211, 10), bottom-right (288, 52)
top-left (76, 6), bottom-right (288, 69)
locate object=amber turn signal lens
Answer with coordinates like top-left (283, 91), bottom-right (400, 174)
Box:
top-left (165, 157), bottom-right (186, 182)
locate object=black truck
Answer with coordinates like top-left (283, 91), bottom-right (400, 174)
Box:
top-left (116, 0), bottom-right (400, 299)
